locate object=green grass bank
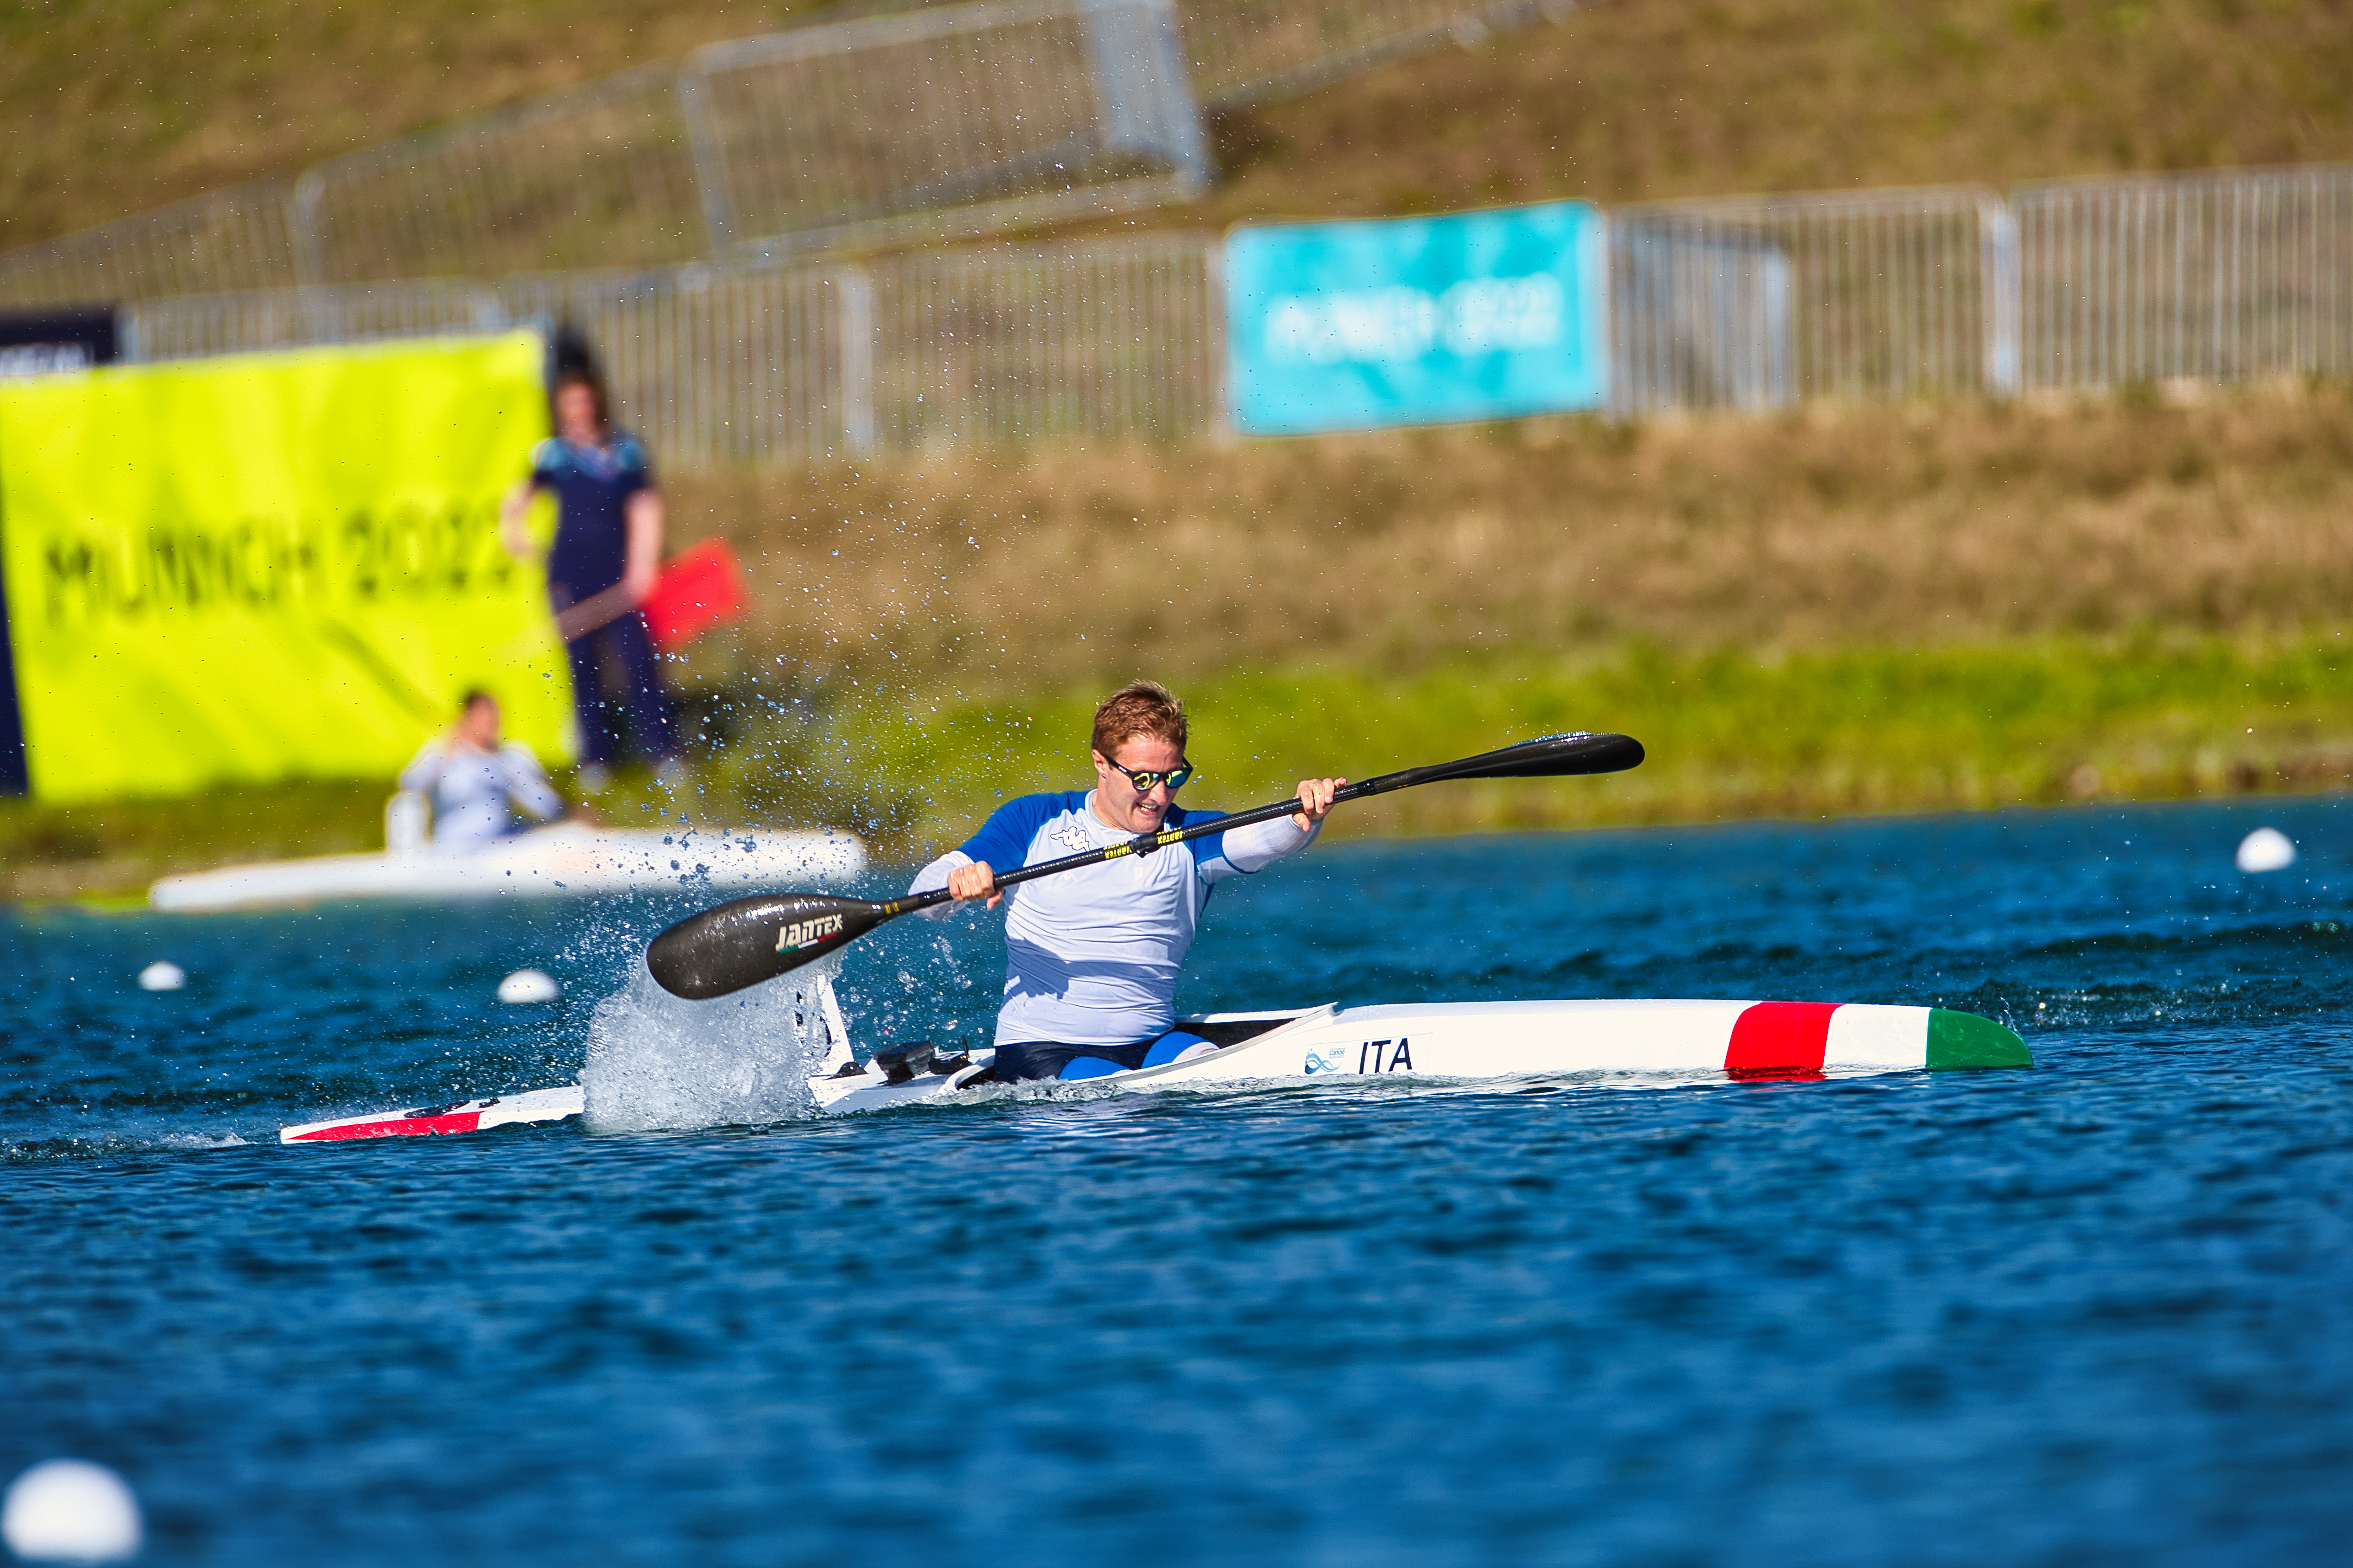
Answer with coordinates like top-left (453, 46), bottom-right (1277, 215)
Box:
top-left (795, 632), bottom-right (2353, 851)
top-left (16, 629), bottom-right (2351, 903)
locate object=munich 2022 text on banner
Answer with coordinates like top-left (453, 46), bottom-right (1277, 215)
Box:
top-left (0, 331), bottom-right (570, 801)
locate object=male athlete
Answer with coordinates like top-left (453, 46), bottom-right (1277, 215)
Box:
top-left (910, 681), bottom-right (1343, 1082)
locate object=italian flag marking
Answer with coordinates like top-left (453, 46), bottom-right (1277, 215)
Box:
top-left (1724, 1002), bottom-right (2030, 1076)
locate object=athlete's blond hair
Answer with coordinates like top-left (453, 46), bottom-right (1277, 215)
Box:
top-left (1091, 680), bottom-right (1187, 759)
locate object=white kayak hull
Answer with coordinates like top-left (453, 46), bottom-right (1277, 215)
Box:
top-left (811, 996), bottom-right (2032, 1114)
top-left (279, 986), bottom-right (2029, 1144)
top-left (153, 824), bottom-right (866, 912)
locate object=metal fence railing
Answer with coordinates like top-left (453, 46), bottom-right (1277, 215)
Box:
top-left (291, 65), bottom-right (707, 288)
top-left (119, 280), bottom-right (508, 362)
top-left (869, 235), bottom-right (1217, 445)
top-left (117, 235), bottom-right (1221, 465)
top-left (496, 264), bottom-right (857, 467)
top-left (1609, 187), bottom-right (2015, 415)
top-left (689, 0), bottom-right (1206, 263)
top-left (0, 181), bottom-right (302, 309)
top-left (0, 0), bottom-right (1519, 307)
top-left (2016, 164), bottom-right (2353, 392)
top-left (82, 166), bottom-right (2353, 467)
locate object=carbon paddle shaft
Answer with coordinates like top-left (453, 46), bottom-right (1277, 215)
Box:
top-left (645, 731), bottom-right (1644, 999)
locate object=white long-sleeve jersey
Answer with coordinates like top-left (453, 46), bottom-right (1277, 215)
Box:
top-left (909, 790), bottom-right (1320, 1048)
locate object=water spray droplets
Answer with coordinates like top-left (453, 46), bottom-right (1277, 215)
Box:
top-left (580, 955), bottom-right (842, 1133)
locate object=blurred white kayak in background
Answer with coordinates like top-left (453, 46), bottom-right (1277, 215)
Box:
top-left (151, 822), bottom-right (866, 912)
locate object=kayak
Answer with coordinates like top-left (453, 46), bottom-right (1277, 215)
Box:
top-left (812, 995), bottom-right (2031, 1114)
top-left (277, 977), bottom-right (2031, 1143)
top-left (152, 823), bottom-right (866, 912)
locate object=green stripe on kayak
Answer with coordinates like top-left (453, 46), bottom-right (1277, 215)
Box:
top-left (1925, 1009), bottom-right (2033, 1069)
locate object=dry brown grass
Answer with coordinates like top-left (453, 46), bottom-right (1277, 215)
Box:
top-left (11, 0), bottom-right (2352, 254)
top-left (665, 382), bottom-right (2353, 699)
top-left (0, 0), bottom-right (844, 251)
top-left (1092, 0), bottom-right (2353, 236)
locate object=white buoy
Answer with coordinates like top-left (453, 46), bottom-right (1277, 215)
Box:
top-left (136, 961), bottom-right (185, 993)
top-left (2, 1459), bottom-right (142, 1563)
top-left (2235, 826), bottom-right (2297, 874)
top-left (498, 968), bottom-right (561, 1004)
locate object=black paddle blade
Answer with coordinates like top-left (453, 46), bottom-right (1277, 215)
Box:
top-left (1433, 731), bottom-right (1644, 782)
top-left (645, 894), bottom-right (890, 1000)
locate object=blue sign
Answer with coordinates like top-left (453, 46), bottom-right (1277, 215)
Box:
top-left (1225, 201), bottom-right (1609, 435)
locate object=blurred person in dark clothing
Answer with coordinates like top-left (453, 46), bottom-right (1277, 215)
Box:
top-left (501, 363), bottom-right (681, 791)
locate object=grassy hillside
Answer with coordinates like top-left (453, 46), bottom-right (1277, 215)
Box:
top-left (17, 385), bottom-right (2353, 898)
top-left (667, 384), bottom-right (2353, 699)
top-left (10, 2), bottom-right (2353, 898)
top-left (651, 381), bottom-right (2353, 852)
top-left (0, 0), bottom-right (844, 251)
top-left (1182, 0), bottom-right (2353, 228)
top-left (7, 0), bottom-right (2351, 251)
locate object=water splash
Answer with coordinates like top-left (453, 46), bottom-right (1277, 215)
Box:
top-left (580, 956), bottom-right (840, 1134)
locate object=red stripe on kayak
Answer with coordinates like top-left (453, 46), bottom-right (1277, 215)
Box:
top-left (286, 1112), bottom-right (487, 1143)
top-left (1724, 1002), bottom-right (1839, 1078)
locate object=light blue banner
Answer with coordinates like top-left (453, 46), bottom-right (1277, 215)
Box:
top-left (1225, 201), bottom-right (1609, 435)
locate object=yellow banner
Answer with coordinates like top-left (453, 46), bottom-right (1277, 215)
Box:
top-left (0, 331), bottom-right (569, 802)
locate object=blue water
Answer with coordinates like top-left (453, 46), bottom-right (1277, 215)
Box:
top-left (6, 798), bottom-right (2353, 1565)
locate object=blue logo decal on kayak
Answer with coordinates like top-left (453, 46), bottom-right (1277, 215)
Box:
top-left (1304, 1047), bottom-right (1347, 1075)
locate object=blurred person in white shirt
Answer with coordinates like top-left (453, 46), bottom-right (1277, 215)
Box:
top-left (398, 691), bottom-right (567, 849)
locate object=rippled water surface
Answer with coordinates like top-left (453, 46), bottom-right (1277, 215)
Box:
top-left (6, 799), bottom-right (2352, 1565)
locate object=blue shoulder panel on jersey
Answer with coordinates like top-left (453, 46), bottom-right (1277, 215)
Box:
top-left (958, 791), bottom-right (1088, 871)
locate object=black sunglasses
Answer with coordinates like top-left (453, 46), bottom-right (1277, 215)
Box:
top-left (1100, 755), bottom-right (1195, 792)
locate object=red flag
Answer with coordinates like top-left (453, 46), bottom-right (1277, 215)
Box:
top-left (640, 538), bottom-right (748, 652)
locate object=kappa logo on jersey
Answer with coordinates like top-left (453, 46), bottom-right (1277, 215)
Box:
top-left (775, 913), bottom-right (846, 953)
top-left (1050, 823), bottom-right (1092, 853)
